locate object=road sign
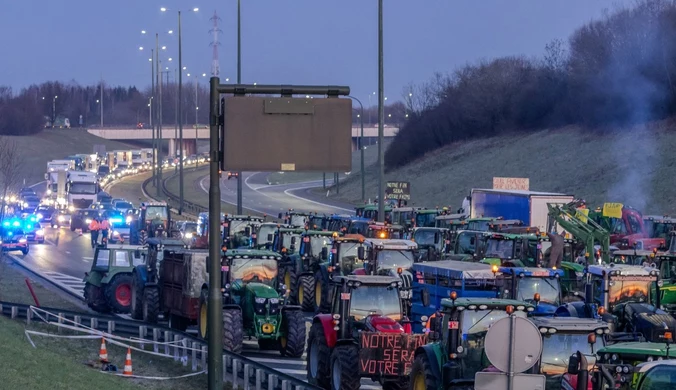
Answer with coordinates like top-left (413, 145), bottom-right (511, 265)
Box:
top-left (484, 315), bottom-right (542, 373)
top-left (385, 181), bottom-right (410, 201)
top-left (222, 96), bottom-right (352, 172)
top-left (474, 372), bottom-right (546, 390)
top-left (493, 177), bottom-right (529, 191)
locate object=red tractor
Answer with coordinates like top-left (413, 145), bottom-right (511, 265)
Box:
top-left (306, 275), bottom-right (426, 390)
top-left (590, 204), bottom-right (665, 250)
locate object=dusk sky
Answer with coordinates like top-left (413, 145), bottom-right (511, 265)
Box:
top-left (1, 0), bottom-right (626, 104)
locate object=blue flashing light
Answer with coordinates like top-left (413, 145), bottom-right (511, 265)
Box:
top-left (110, 218), bottom-right (123, 223)
top-left (12, 221), bottom-right (20, 227)
top-left (26, 224), bottom-right (32, 230)
top-left (2, 221), bottom-right (9, 227)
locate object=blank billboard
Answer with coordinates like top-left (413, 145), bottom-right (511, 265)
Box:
top-left (222, 96), bottom-right (352, 172)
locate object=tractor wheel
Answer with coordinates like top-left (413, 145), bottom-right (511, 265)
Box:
top-left (330, 345), bottom-right (360, 390)
top-left (279, 310), bottom-right (306, 357)
top-left (21, 245), bottom-right (29, 255)
top-left (142, 287), bottom-right (160, 323)
top-left (279, 266), bottom-right (298, 304)
top-left (105, 274), bottom-right (133, 313)
top-left (298, 274), bottom-right (316, 312)
top-left (409, 354), bottom-right (439, 390)
top-left (130, 272), bottom-right (144, 320)
top-left (198, 289), bottom-right (209, 339)
top-left (307, 322), bottom-right (331, 388)
top-left (168, 314), bottom-right (189, 331)
top-left (222, 308), bottom-right (243, 354)
top-left (84, 282), bottom-right (110, 313)
top-left (314, 270), bottom-right (330, 313)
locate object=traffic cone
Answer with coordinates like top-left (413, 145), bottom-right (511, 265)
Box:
top-left (122, 347), bottom-right (133, 376)
top-left (99, 337), bottom-right (108, 363)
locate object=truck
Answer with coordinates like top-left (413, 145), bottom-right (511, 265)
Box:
top-left (469, 188), bottom-right (574, 234)
top-left (130, 149), bottom-right (143, 168)
top-left (589, 205), bottom-right (666, 250)
top-left (45, 160), bottom-right (72, 208)
top-left (140, 148), bottom-right (153, 170)
top-left (66, 171), bottom-right (99, 209)
top-left (113, 150), bottom-right (133, 172)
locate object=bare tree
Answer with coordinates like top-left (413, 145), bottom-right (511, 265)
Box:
top-left (402, 72), bottom-right (452, 115)
top-left (0, 137), bottom-right (25, 221)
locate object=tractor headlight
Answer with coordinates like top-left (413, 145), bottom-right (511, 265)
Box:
top-left (58, 215), bottom-right (65, 222)
top-left (269, 298), bottom-right (280, 314)
top-left (255, 297), bottom-right (266, 304)
top-left (126, 216), bottom-right (132, 224)
top-left (19, 238), bottom-right (27, 243)
top-left (184, 232), bottom-right (193, 239)
top-left (254, 297), bottom-right (266, 314)
top-left (85, 219), bottom-right (92, 224)
top-left (269, 298), bottom-right (279, 304)
top-left (36, 229), bottom-right (44, 236)
top-left (68, 206), bottom-right (74, 212)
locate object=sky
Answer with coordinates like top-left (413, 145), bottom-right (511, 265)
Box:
top-left (0, 0), bottom-right (627, 105)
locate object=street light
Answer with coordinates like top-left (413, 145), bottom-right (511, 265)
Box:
top-left (161, 6), bottom-right (199, 215)
top-left (377, 0), bottom-right (384, 222)
top-left (348, 96), bottom-right (365, 201)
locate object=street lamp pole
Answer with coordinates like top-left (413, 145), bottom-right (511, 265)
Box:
top-left (348, 96), bottom-right (365, 201)
top-left (178, 10), bottom-right (184, 215)
top-left (156, 33), bottom-right (163, 198)
top-left (236, 0), bottom-right (243, 215)
top-left (377, 0), bottom-right (385, 222)
top-left (52, 96), bottom-right (58, 127)
top-left (151, 49), bottom-right (156, 189)
top-left (195, 76), bottom-right (199, 168)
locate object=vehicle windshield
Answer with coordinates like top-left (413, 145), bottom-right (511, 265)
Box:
top-left (290, 215), bottom-right (308, 227)
top-left (281, 233), bottom-right (301, 251)
top-left (415, 213), bottom-right (437, 228)
top-left (348, 221), bottom-right (369, 235)
top-left (459, 309), bottom-right (527, 380)
top-left (375, 249), bottom-right (414, 270)
top-left (516, 277), bottom-right (561, 305)
top-left (115, 202), bottom-right (132, 209)
top-left (69, 183), bottom-right (97, 195)
top-left (257, 225), bottom-right (276, 244)
top-left (349, 285), bottom-right (401, 321)
top-left (98, 166), bottom-right (109, 174)
top-left (468, 220), bottom-right (491, 231)
top-left (640, 365), bottom-right (676, 389)
top-left (308, 235), bottom-right (332, 256)
top-left (484, 239), bottom-right (515, 259)
top-left (608, 276), bottom-right (652, 307)
top-left (413, 230), bottom-right (437, 246)
top-left (230, 258), bottom-right (277, 286)
top-left (145, 206), bottom-right (168, 221)
top-left (650, 222), bottom-right (675, 240)
top-left (182, 223), bottom-right (198, 233)
top-left (229, 220), bottom-right (258, 235)
top-left (337, 242), bottom-right (364, 274)
top-left (540, 333), bottom-right (600, 378)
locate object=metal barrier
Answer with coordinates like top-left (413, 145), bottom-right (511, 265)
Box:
top-left (0, 301), bottom-right (319, 390)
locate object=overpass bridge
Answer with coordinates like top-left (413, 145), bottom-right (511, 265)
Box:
top-left (88, 125), bottom-right (399, 156)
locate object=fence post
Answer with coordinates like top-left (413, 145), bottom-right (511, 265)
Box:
top-left (90, 317), bottom-right (98, 330)
top-left (11, 306), bottom-right (18, 319)
top-left (244, 363), bottom-right (251, 390)
top-left (153, 328), bottom-right (160, 353)
top-left (233, 359), bottom-right (240, 389)
top-left (174, 334), bottom-right (180, 361)
top-left (191, 341), bottom-right (197, 371)
top-left (164, 331), bottom-right (171, 355)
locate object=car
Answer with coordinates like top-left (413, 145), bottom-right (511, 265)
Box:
top-left (24, 221), bottom-right (45, 244)
top-left (21, 196), bottom-right (40, 214)
top-left (178, 221), bottom-right (198, 243)
top-left (113, 200), bottom-right (134, 214)
top-left (111, 198), bottom-right (125, 207)
top-left (35, 205), bottom-right (56, 224)
top-left (227, 171), bottom-right (239, 180)
top-left (19, 187), bottom-right (36, 198)
top-left (70, 209), bottom-right (99, 232)
top-left (0, 226), bottom-right (29, 255)
top-left (102, 209), bottom-right (130, 243)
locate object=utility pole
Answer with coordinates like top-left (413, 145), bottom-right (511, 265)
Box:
top-left (151, 49), bottom-right (156, 189)
top-left (178, 10), bottom-right (184, 215)
top-left (156, 33), bottom-right (162, 198)
top-left (100, 77), bottom-right (103, 127)
top-left (377, 0), bottom-right (385, 222)
top-left (236, 0), bottom-right (243, 215)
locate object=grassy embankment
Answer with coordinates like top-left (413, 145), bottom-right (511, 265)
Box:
top-left (0, 257), bottom-right (218, 390)
top-left (316, 123), bottom-right (676, 215)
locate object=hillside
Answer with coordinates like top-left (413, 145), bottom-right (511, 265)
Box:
top-left (323, 121), bottom-right (676, 215)
top-left (5, 129), bottom-right (137, 185)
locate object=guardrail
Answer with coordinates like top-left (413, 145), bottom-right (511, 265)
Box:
top-left (0, 300), bottom-right (319, 390)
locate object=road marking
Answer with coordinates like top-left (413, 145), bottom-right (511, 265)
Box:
top-left (199, 175), bottom-right (270, 215)
top-left (281, 185), bottom-right (353, 212)
top-left (7, 254), bottom-right (86, 299)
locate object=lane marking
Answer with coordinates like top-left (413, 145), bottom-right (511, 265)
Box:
top-left (281, 185), bottom-right (353, 212)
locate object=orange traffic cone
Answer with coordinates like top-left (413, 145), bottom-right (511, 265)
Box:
top-left (99, 338), bottom-right (108, 363)
top-left (122, 347), bottom-right (133, 376)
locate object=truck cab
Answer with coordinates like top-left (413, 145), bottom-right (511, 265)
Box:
top-left (591, 205), bottom-right (665, 251)
top-left (66, 171), bottom-right (99, 209)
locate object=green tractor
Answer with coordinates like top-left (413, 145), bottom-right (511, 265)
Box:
top-left (280, 230), bottom-right (336, 312)
top-left (253, 222), bottom-right (290, 249)
top-left (222, 214), bottom-right (264, 249)
top-left (408, 297), bottom-right (535, 390)
top-left (83, 244), bottom-right (148, 313)
top-left (278, 209), bottom-right (314, 228)
top-left (198, 249), bottom-right (306, 356)
top-left (128, 202), bottom-right (181, 245)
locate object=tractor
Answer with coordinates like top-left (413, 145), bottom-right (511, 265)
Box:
top-left (279, 230), bottom-right (336, 312)
top-left (128, 202), bottom-right (180, 245)
top-left (359, 238), bottom-right (417, 315)
top-left (83, 244), bottom-right (149, 313)
top-left (556, 263), bottom-right (676, 343)
top-left (497, 266), bottom-right (565, 316)
top-left (411, 227), bottom-right (451, 262)
top-left (195, 249), bottom-right (307, 356)
top-left (364, 222), bottom-right (405, 240)
top-left (408, 297), bottom-right (534, 390)
top-left (222, 214), bottom-right (264, 249)
top-left (253, 222), bottom-right (290, 249)
top-left (306, 275), bottom-right (426, 390)
top-left (278, 209), bottom-right (314, 228)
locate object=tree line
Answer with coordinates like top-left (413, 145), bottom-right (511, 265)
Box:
top-left (387, 0), bottom-right (676, 169)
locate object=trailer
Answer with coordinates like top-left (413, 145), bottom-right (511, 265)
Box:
top-left (470, 188), bottom-right (574, 234)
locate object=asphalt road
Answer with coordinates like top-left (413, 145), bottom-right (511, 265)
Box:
top-left (198, 172), bottom-right (355, 216)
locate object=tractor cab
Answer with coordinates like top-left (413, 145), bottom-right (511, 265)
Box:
top-left (409, 298), bottom-right (534, 390)
top-left (344, 217), bottom-right (374, 236)
top-left (360, 204), bottom-right (393, 223)
top-left (477, 232), bottom-right (539, 267)
top-left (326, 234), bottom-right (367, 276)
top-left (531, 316), bottom-right (609, 389)
top-left (278, 209), bottom-right (313, 228)
top-left (222, 215), bottom-right (264, 249)
top-left (411, 227), bottom-right (450, 262)
top-left (644, 216), bottom-right (676, 241)
top-left (498, 266), bottom-right (564, 316)
top-left (325, 214), bottom-right (354, 233)
top-left (446, 229), bottom-right (489, 261)
top-left (612, 249), bottom-right (659, 265)
top-left (254, 222), bottom-right (290, 250)
top-left (271, 227), bottom-right (305, 255)
top-left (654, 253), bottom-right (676, 314)
top-left (192, 211), bottom-right (226, 249)
top-left (410, 260), bottom-right (503, 332)
top-left (434, 214), bottom-right (469, 230)
top-left (130, 202), bottom-right (178, 244)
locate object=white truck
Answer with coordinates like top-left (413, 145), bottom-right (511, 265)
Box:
top-left (45, 160), bottom-right (74, 205)
top-left (66, 171), bottom-right (99, 209)
top-left (140, 148), bottom-right (153, 170)
top-left (113, 150), bottom-right (133, 172)
top-left (469, 188), bottom-right (574, 233)
top-left (131, 149), bottom-right (143, 168)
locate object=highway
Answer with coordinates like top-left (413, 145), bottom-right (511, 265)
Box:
top-left (12, 173), bottom-right (383, 389)
top-left (198, 171), bottom-right (355, 216)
